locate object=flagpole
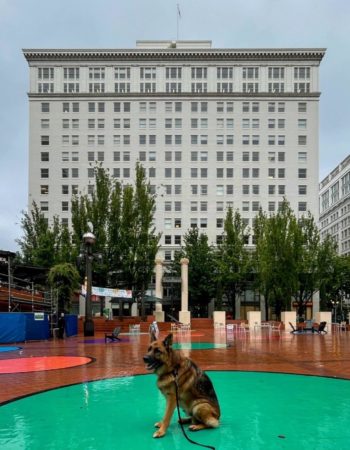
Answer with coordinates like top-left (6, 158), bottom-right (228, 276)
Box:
top-left (177, 6), bottom-right (179, 40)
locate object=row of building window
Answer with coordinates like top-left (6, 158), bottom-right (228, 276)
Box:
top-left (40, 200), bottom-right (308, 215)
top-left (42, 150), bottom-right (292, 161)
top-left (40, 101), bottom-right (308, 114)
top-left (39, 167), bottom-right (309, 179)
top-left (42, 117), bottom-right (308, 130)
top-left (38, 82), bottom-right (311, 94)
top-left (37, 66), bottom-right (312, 93)
top-left (40, 183), bottom-right (307, 197)
top-left (40, 134), bottom-right (309, 146)
top-left (42, 150), bottom-right (308, 163)
top-left (38, 66), bottom-right (312, 81)
top-left (38, 81), bottom-right (312, 94)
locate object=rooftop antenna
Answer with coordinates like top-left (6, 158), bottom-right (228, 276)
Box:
top-left (177, 3), bottom-right (181, 41)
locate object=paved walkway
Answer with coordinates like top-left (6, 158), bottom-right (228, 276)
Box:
top-left (1, 328), bottom-right (350, 405)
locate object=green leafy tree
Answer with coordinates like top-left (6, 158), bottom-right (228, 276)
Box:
top-left (116, 164), bottom-right (160, 315)
top-left (131, 163), bottom-right (160, 315)
top-left (19, 163), bottom-right (160, 317)
top-left (320, 254), bottom-right (350, 319)
top-left (71, 165), bottom-right (114, 286)
top-left (55, 224), bottom-right (74, 264)
top-left (47, 263), bottom-right (80, 314)
top-left (179, 227), bottom-right (216, 317)
top-left (165, 250), bottom-right (183, 318)
top-left (17, 202), bottom-right (73, 267)
top-left (106, 180), bottom-right (123, 286)
top-left (253, 208), bottom-right (271, 319)
top-left (71, 163), bottom-right (160, 315)
top-left (253, 201), bottom-right (300, 319)
top-left (294, 215), bottom-right (338, 317)
top-left (216, 208), bottom-right (251, 319)
top-left (118, 184), bottom-right (137, 289)
top-left (253, 200), bottom-right (338, 320)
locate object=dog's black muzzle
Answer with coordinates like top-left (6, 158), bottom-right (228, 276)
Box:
top-left (143, 355), bottom-right (163, 371)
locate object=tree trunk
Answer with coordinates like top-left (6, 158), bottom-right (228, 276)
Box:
top-left (264, 293), bottom-right (269, 321)
top-left (140, 282), bottom-right (146, 318)
top-left (230, 289), bottom-right (236, 319)
top-left (275, 299), bottom-right (282, 321)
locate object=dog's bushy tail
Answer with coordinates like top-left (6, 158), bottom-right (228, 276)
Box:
top-left (205, 417), bottom-right (219, 428)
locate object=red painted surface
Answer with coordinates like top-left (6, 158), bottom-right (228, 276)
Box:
top-left (0, 356), bottom-right (91, 374)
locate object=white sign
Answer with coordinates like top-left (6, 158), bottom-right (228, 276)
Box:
top-left (81, 285), bottom-right (132, 298)
top-left (34, 313), bottom-right (45, 321)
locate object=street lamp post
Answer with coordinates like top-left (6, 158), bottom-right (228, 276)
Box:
top-left (82, 232), bottom-right (96, 337)
top-left (331, 300), bottom-right (339, 323)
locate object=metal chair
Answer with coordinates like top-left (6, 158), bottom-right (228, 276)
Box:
top-left (105, 326), bottom-right (121, 343)
top-left (313, 321), bottom-right (327, 334)
top-left (270, 322), bottom-right (282, 334)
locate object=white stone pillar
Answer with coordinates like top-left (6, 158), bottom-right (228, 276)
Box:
top-left (312, 291), bottom-right (320, 317)
top-left (315, 311), bottom-right (332, 334)
top-left (213, 311), bottom-right (226, 328)
top-left (79, 294), bottom-right (85, 317)
top-left (131, 302), bottom-right (138, 317)
top-left (179, 258), bottom-right (191, 325)
top-left (105, 296), bottom-right (112, 319)
top-left (154, 258), bottom-right (164, 322)
top-left (281, 311), bottom-right (296, 332)
top-left (247, 311), bottom-right (261, 329)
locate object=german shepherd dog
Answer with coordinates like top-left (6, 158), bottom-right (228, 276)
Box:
top-left (143, 333), bottom-right (220, 438)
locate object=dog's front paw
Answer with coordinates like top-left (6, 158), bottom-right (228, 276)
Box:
top-left (153, 428), bottom-right (166, 438)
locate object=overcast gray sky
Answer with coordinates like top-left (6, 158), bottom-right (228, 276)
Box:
top-left (0, 0), bottom-right (349, 252)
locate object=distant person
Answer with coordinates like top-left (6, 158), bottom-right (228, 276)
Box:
top-left (149, 320), bottom-right (159, 339)
top-left (58, 313), bottom-right (65, 339)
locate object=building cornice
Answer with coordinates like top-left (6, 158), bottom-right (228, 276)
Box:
top-left (27, 92), bottom-right (321, 101)
top-left (23, 48), bottom-right (326, 63)
top-left (27, 92), bottom-right (322, 99)
top-left (319, 154), bottom-right (350, 190)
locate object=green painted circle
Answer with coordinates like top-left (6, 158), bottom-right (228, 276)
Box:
top-left (173, 342), bottom-right (227, 350)
top-left (1, 372), bottom-right (349, 449)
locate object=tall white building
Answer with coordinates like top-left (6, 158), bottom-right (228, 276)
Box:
top-left (319, 155), bottom-right (350, 256)
top-left (23, 41), bottom-right (325, 261)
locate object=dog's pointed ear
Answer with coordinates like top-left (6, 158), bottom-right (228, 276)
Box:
top-left (150, 330), bottom-right (157, 343)
top-left (163, 333), bottom-right (173, 349)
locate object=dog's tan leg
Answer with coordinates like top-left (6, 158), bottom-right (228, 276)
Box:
top-left (178, 417), bottom-right (192, 424)
top-left (153, 394), bottom-right (176, 438)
